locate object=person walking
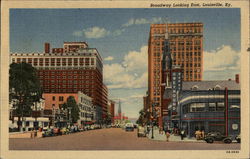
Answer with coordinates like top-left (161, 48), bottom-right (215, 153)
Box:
top-left (201, 130), bottom-right (205, 139)
top-left (180, 130), bottom-right (185, 140)
top-left (166, 131), bottom-right (170, 142)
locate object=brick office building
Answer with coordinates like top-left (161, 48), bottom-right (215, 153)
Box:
top-left (148, 23), bottom-right (203, 126)
top-left (10, 42), bottom-right (107, 122)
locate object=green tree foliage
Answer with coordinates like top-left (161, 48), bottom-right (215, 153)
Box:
top-left (9, 62), bottom-right (42, 131)
top-left (136, 109), bottom-right (150, 126)
top-left (63, 96), bottom-right (80, 123)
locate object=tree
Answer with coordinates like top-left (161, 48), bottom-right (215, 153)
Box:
top-left (136, 109), bottom-right (151, 126)
top-left (9, 62), bottom-right (42, 132)
top-left (62, 96), bottom-right (80, 124)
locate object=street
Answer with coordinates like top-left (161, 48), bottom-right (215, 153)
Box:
top-left (9, 128), bottom-right (240, 150)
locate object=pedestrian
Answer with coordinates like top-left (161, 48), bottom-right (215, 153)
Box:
top-left (147, 125), bottom-right (150, 135)
top-left (201, 130), bottom-right (205, 139)
top-left (195, 130), bottom-right (199, 140)
top-left (30, 129), bottom-right (34, 139)
top-left (166, 131), bottom-right (170, 142)
top-left (180, 130), bottom-right (185, 140)
top-left (159, 126), bottom-right (163, 135)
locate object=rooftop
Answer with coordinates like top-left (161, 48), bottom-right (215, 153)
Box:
top-left (182, 80), bottom-right (240, 91)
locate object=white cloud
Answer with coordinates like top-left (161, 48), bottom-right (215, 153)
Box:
top-left (72, 31), bottom-right (83, 37)
top-left (73, 27), bottom-right (125, 38)
top-left (104, 46), bottom-right (148, 89)
top-left (113, 28), bottom-right (126, 36)
top-left (83, 27), bottom-right (110, 39)
top-left (204, 45), bottom-right (240, 71)
top-left (122, 17), bottom-right (163, 27)
top-left (104, 56), bottom-right (114, 61)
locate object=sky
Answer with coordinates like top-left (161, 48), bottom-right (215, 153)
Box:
top-left (10, 8), bottom-right (241, 119)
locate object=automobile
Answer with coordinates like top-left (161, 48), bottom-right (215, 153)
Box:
top-left (53, 127), bottom-right (62, 136)
top-left (60, 127), bottom-right (70, 135)
top-left (125, 123), bottom-right (134, 132)
top-left (137, 126), bottom-right (146, 137)
top-left (42, 128), bottom-right (54, 137)
top-left (90, 125), bottom-right (95, 130)
top-left (204, 132), bottom-right (232, 144)
top-left (235, 134), bottom-right (241, 143)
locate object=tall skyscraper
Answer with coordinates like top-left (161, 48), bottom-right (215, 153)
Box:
top-left (148, 23), bottom-right (203, 125)
top-left (167, 23), bottom-right (203, 81)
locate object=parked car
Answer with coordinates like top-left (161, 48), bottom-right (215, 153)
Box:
top-left (125, 123), bottom-right (134, 132)
top-left (60, 127), bottom-right (70, 135)
top-left (236, 134), bottom-right (241, 143)
top-left (137, 126), bottom-right (146, 137)
top-left (204, 132), bottom-right (232, 144)
top-left (42, 128), bottom-right (54, 137)
top-left (53, 127), bottom-right (62, 136)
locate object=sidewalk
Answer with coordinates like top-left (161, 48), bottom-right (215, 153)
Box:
top-left (147, 127), bottom-right (205, 143)
top-left (9, 131), bottom-right (42, 138)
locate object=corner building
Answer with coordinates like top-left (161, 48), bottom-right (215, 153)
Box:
top-left (10, 44), bottom-right (106, 121)
top-left (148, 23), bottom-right (203, 125)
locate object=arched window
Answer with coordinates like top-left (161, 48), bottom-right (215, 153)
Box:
top-left (192, 85), bottom-right (198, 90)
top-left (214, 85), bottom-right (221, 90)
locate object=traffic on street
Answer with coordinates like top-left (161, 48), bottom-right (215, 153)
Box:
top-left (9, 127), bottom-right (240, 150)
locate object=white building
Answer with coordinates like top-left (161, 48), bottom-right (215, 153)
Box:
top-left (9, 117), bottom-right (49, 132)
top-left (77, 92), bottom-right (95, 125)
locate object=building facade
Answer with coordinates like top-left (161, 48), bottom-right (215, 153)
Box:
top-left (10, 42), bottom-right (107, 123)
top-left (177, 77), bottom-right (240, 137)
top-left (148, 23), bottom-right (203, 127)
top-left (107, 100), bottom-right (115, 124)
top-left (78, 92), bottom-right (95, 125)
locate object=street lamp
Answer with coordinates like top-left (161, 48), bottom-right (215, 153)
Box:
top-left (151, 103), bottom-right (155, 139)
top-left (68, 107), bottom-right (72, 126)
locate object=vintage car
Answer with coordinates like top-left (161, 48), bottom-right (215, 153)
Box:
top-left (125, 123), bottom-right (134, 132)
top-left (204, 132), bottom-right (233, 144)
top-left (42, 128), bottom-right (54, 137)
top-left (235, 134), bottom-right (241, 143)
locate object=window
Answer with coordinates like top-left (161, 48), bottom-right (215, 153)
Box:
top-left (214, 85), bottom-right (221, 90)
top-left (192, 85), bottom-right (198, 91)
top-left (209, 103), bottom-right (216, 111)
top-left (190, 103), bottom-right (205, 112)
top-left (52, 96), bottom-right (56, 101)
top-left (59, 96), bottom-right (64, 101)
top-left (217, 102), bottom-right (224, 111)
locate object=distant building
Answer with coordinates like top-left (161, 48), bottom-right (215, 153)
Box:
top-left (44, 43), bottom-right (50, 53)
top-left (52, 48), bottom-right (64, 53)
top-left (102, 84), bottom-right (108, 119)
top-left (63, 42), bottom-right (88, 53)
top-left (107, 100), bottom-right (115, 124)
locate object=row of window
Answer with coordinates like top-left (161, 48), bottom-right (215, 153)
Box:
top-left (168, 28), bottom-right (202, 34)
top-left (172, 52), bottom-right (202, 56)
top-left (170, 41), bottom-right (201, 45)
top-left (14, 58), bottom-right (96, 67)
top-left (80, 112), bottom-right (94, 118)
top-left (39, 71), bottom-right (96, 75)
top-left (182, 102), bottom-right (226, 113)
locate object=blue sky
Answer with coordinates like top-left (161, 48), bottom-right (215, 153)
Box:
top-left (10, 8), bottom-right (241, 118)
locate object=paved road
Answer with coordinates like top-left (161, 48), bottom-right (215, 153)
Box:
top-left (9, 128), bottom-right (240, 150)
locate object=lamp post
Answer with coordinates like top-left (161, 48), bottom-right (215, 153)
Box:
top-left (68, 107), bottom-right (72, 126)
top-left (151, 103), bottom-right (155, 139)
